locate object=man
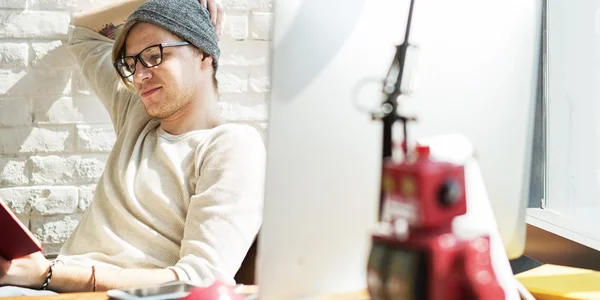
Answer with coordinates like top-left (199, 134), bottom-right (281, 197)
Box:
top-left (0, 0), bottom-right (265, 294)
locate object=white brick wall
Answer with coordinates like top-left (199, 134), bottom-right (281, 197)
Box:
top-left (0, 0), bottom-right (272, 255)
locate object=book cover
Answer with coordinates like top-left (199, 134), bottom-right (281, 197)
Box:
top-left (0, 200), bottom-right (43, 260)
top-left (517, 264), bottom-right (600, 300)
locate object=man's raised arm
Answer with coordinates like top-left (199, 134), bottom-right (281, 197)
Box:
top-left (72, 0), bottom-right (223, 40)
top-left (72, 0), bottom-right (147, 39)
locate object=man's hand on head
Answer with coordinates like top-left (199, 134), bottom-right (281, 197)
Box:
top-left (0, 252), bottom-right (50, 289)
top-left (200, 0), bottom-right (225, 40)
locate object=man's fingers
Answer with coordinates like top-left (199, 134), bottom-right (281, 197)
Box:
top-left (215, 4), bottom-right (225, 40)
top-left (207, 0), bottom-right (218, 26)
top-left (0, 257), bottom-right (10, 282)
top-left (201, 0), bottom-right (223, 40)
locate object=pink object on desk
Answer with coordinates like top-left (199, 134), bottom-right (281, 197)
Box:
top-left (183, 281), bottom-right (244, 300)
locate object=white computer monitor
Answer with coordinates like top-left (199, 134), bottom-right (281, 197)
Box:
top-left (257, 0), bottom-right (542, 299)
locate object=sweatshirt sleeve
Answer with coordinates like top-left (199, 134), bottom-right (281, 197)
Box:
top-left (168, 125), bottom-right (266, 284)
top-left (66, 25), bottom-right (137, 135)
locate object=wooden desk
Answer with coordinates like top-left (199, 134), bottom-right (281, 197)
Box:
top-left (316, 289), bottom-right (369, 300)
top-left (2, 293), bottom-right (106, 300)
top-left (0, 288), bottom-right (369, 300)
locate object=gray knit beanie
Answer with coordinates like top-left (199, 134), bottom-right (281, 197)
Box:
top-left (124, 0), bottom-right (220, 70)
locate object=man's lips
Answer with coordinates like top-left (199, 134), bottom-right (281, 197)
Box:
top-left (141, 87), bottom-right (161, 98)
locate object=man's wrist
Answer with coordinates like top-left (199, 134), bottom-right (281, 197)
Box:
top-left (37, 259), bottom-right (53, 290)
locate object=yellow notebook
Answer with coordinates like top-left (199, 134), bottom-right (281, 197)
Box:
top-left (517, 264), bottom-right (600, 300)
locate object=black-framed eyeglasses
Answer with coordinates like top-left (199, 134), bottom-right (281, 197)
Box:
top-left (114, 41), bottom-right (191, 78)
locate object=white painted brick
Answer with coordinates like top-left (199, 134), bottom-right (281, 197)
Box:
top-left (220, 101), bottom-right (267, 121)
top-left (216, 68), bottom-right (249, 93)
top-left (78, 184), bottom-right (94, 212)
top-left (219, 40), bottom-right (269, 66)
top-left (0, 127), bottom-right (73, 154)
top-left (31, 214), bottom-right (82, 243)
top-left (33, 96), bottom-right (111, 124)
top-left (254, 121), bottom-right (268, 132)
top-left (25, 68), bottom-right (72, 96)
top-left (41, 243), bottom-right (62, 256)
top-left (222, 0), bottom-right (248, 10)
top-left (0, 127), bottom-right (32, 155)
top-left (31, 187), bottom-right (78, 215)
top-left (72, 96), bottom-right (111, 123)
top-left (30, 155), bottom-right (106, 185)
top-left (249, 67), bottom-right (270, 92)
top-left (0, 0), bottom-right (27, 9)
top-left (22, 126), bottom-right (74, 153)
top-left (74, 155), bottom-right (106, 182)
top-left (0, 69), bottom-right (26, 95)
top-left (0, 158), bottom-right (29, 186)
top-left (70, 0), bottom-right (94, 10)
top-left (34, 97), bottom-right (82, 124)
top-left (0, 97), bottom-right (31, 126)
top-left (257, 122), bottom-right (268, 141)
top-left (0, 43), bottom-right (28, 68)
top-left (31, 41), bottom-right (73, 68)
top-left (220, 92), bottom-right (268, 106)
top-left (250, 12), bottom-right (272, 40)
top-left (76, 125), bottom-right (115, 152)
top-left (222, 12), bottom-right (248, 40)
top-left (219, 94), bottom-right (268, 121)
top-left (0, 188), bottom-right (33, 215)
top-left (249, 0), bottom-right (272, 11)
top-left (1, 68), bottom-right (71, 96)
top-left (28, 0), bottom-right (74, 10)
top-left (30, 155), bottom-right (73, 185)
top-left (71, 0), bottom-right (120, 12)
top-left (0, 187), bottom-right (79, 216)
top-left (0, 11), bottom-right (70, 38)
top-left (16, 215), bottom-right (29, 229)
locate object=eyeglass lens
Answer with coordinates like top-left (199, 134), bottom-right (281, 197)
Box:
top-left (117, 45), bottom-right (163, 78)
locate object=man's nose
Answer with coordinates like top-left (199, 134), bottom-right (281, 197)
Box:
top-left (133, 60), bottom-right (152, 82)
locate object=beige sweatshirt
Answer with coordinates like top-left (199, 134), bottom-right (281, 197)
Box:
top-left (56, 25), bottom-right (266, 285)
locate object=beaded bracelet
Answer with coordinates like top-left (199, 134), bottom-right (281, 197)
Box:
top-left (40, 264), bottom-right (53, 290)
top-left (40, 260), bottom-right (63, 290)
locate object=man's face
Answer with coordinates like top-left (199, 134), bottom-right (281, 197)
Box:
top-left (125, 22), bottom-right (208, 119)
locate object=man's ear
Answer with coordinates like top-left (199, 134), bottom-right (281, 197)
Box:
top-left (200, 56), bottom-right (214, 71)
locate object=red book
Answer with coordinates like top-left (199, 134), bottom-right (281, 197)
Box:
top-left (0, 200), bottom-right (42, 260)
